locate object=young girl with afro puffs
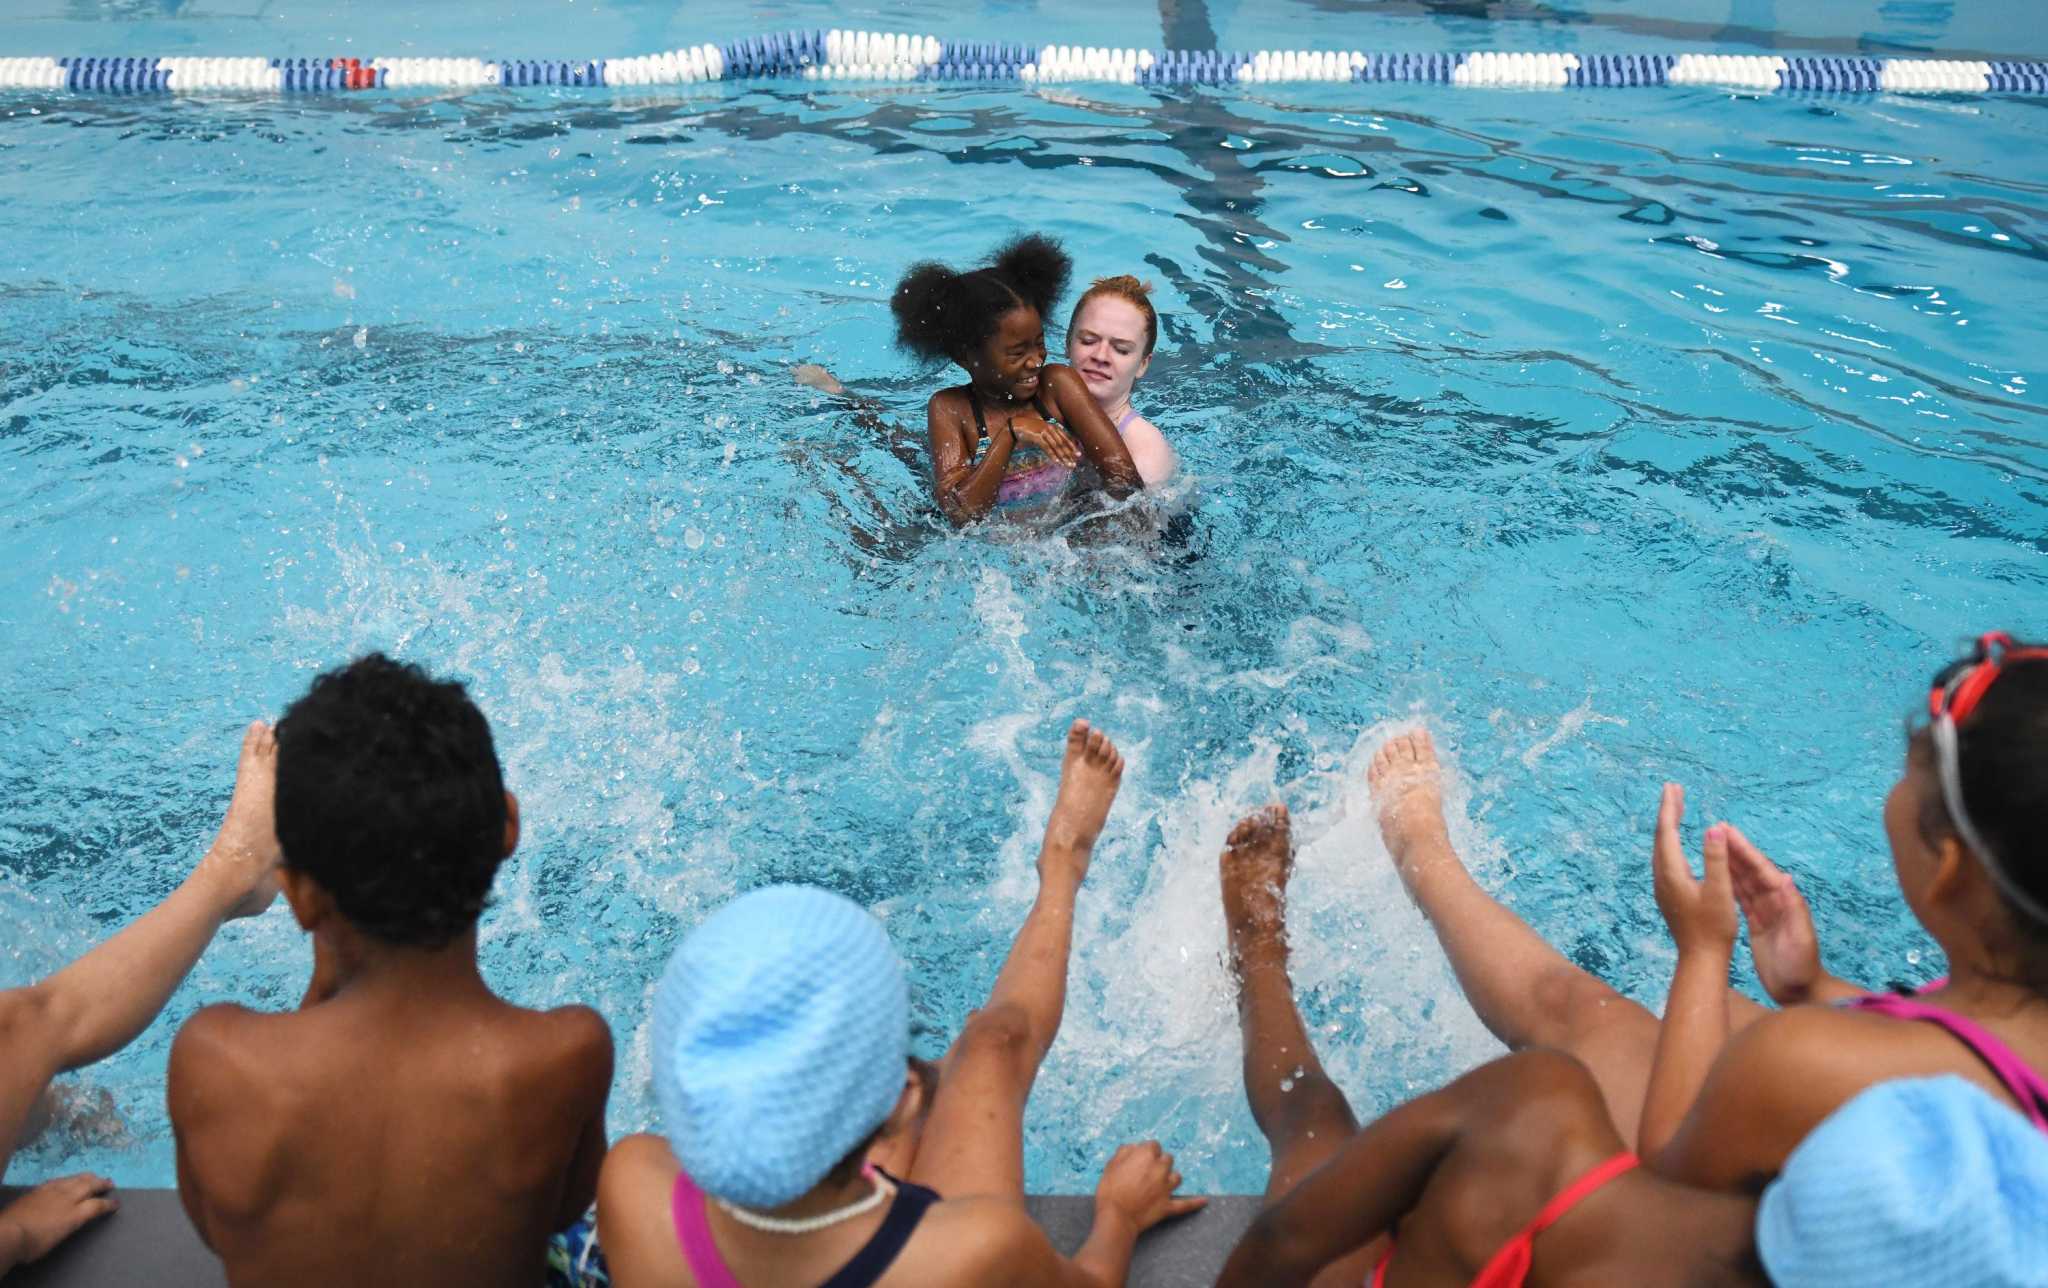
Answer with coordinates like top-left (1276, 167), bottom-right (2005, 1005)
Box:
top-left (892, 234), bottom-right (1144, 525)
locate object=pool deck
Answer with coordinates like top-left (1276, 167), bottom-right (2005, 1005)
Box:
top-left (2, 1187), bottom-right (1263, 1285)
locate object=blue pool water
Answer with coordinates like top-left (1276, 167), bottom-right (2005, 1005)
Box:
top-left (2, 0), bottom-right (2044, 1195)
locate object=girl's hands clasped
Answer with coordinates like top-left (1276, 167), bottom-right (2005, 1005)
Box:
top-left (1008, 416), bottom-right (1081, 468)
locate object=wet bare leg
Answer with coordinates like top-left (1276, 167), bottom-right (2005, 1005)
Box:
top-left (1368, 729), bottom-right (1771, 1145)
top-left (1221, 806), bottom-right (1359, 1201)
top-left (1370, 729), bottom-right (1672, 1142)
top-left (910, 720), bottom-right (1123, 1202)
top-left (1224, 806), bottom-right (1384, 1286)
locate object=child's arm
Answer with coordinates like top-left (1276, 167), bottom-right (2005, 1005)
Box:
top-left (166, 1005), bottom-right (248, 1254)
top-left (549, 1007), bottom-right (616, 1230)
top-left (1217, 1058), bottom-right (1505, 1288)
top-left (1051, 1141), bottom-right (1205, 1288)
top-left (1043, 366), bottom-right (1143, 496)
top-left (1650, 1006), bottom-right (1878, 1188)
top-left (948, 1143), bottom-right (1199, 1288)
top-left (927, 393), bottom-right (1017, 524)
top-left (1638, 789), bottom-right (1739, 1158)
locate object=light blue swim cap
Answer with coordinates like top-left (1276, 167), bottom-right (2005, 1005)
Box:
top-left (650, 885), bottom-right (909, 1209)
top-left (1758, 1075), bottom-right (2048, 1287)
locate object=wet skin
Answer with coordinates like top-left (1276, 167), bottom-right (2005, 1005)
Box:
top-left (922, 306), bottom-right (1143, 524)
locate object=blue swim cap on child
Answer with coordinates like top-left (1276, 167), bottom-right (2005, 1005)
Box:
top-left (650, 885), bottom-right (910, 1209)
top-left (1757, 1075), bottom-right (2048, 1287)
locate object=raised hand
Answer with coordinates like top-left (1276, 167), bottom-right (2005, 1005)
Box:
top-left (1725, 825), bottom-right (1825, 1004)
top-left (1649, 785), bottom-right (1738, 956)
top-left (1093, 1140), bottom-right (1206, 1233)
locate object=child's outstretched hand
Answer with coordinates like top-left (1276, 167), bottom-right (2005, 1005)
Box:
top-left (1726, 825), bottom-right (1824, 1004)
top-left (197, 721), bottom-right (284, 920)
top-left (1094, 1141), bottom-right (1206, 1234)
top-left (1650, 784), bottom-right (1738, 956)
top-left (0, 1173), bottom-right (117, 1267)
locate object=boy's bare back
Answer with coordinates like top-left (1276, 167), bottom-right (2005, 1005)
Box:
top-left (167, 655), bottom-right (615, 1288)
top-left (171, 982), bottom-right (610, 1288)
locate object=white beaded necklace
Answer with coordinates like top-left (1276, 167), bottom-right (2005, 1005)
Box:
top-left (715, 1174), bottom-right (895, 1236)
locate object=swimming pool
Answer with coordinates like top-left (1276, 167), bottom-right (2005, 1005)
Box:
top-left (2, 0), bottom-right (2043, 1196)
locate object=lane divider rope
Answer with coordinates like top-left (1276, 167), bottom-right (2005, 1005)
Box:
top-left (0, 36), bottom-right (2042, 95)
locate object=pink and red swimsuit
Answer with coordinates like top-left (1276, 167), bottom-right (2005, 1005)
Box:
top-left (1372, 983), bottom-right (2048, 1288)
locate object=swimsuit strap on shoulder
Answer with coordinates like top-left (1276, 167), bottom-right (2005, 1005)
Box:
top-left (671, 1170), bottom-right (746, 1288)
top-left (815, 1176), bottom-right (942, 1288)
top-left (1844, 994), bottom-right (2048, 1131)
top-left (968, 387), bottom-right (990, 439)
top-left (1114, 406), bottom-right (1139, 433)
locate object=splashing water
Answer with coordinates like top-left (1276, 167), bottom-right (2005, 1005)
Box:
top-left (4, 13), bottom-right (2037, 1191)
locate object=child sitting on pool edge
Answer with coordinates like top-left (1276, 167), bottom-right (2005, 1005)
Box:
top-left (1361, 635), bottom-right (2048, 1196)
top-left (1208, 804), bottom-right (2048, 1287)
top-left (892, 233), bottom-right (1144, 524)
top-left (168, 653), bottom-right (615, 1288)
top-left (597, 719), bottom-right (1203, 1287)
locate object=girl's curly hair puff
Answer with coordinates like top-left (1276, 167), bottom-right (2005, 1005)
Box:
top-left (890, 233), bottom-right (1072, 366)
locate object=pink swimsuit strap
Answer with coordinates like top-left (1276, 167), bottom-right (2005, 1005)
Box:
top-left (671, 1169), bottom-right (745, 1288)
top-left (1114, 406), bottom-right (1139, 432)
top-left (1844, 992), bottom-right (2048, 1132)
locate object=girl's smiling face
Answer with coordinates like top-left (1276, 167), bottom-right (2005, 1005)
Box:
top-left (1067, 295), bottom-right (1152, 410)
top-left (971, 305), bottom-right (1047, 402)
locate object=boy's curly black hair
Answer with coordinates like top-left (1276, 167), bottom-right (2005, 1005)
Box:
top-left (274, 652), bottom-right (508, 948)
top-left (890, 233), bottom-right (1072, 367)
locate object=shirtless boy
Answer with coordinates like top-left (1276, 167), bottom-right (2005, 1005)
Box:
top-left (168, 653), bottom-right (614, 1287)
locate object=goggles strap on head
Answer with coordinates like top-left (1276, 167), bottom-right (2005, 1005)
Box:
top-left (1933, 715), bottom-right (2048, 927)
top-left (1932, 631), bottom-right (2048, 725)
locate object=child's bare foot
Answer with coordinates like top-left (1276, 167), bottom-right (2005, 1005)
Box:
top-left (1368, 730), bottom-right (1454, 884)
top-left (1220, 804), bottom-right (1294, 965)
top-left (793, 363), bottom-right (846, 396)
top-left (1038, 719), bottom-right (1124, 886)
top-left (200, 721), bottom-right (283, 919)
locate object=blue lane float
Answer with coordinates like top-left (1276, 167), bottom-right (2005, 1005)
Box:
top-left (0, 35), bottom-right (2042, 95)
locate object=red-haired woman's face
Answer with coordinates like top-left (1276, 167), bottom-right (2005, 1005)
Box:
top-left (1067, 295), bottom-right (1152, 411)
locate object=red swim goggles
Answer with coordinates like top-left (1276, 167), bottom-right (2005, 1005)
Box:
top-left (1927, 632), bottom-right (2048, 925)
top-left (1928, 632), bottom-right (2048, 726)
